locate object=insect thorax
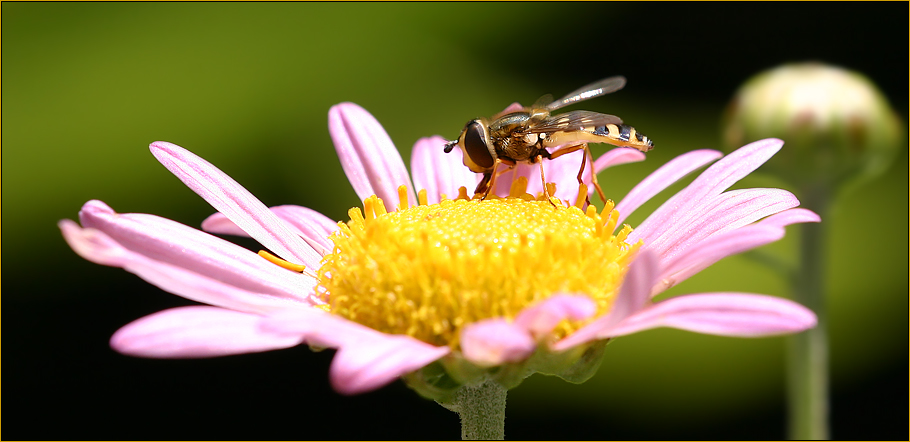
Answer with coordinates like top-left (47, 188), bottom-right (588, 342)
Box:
top-left (490, 112), bottom-right (547, 163)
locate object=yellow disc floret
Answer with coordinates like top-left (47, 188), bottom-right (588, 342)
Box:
top-left (315, 180), bottom-right (640, 349)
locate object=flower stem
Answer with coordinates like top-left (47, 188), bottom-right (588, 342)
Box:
top-left (787, 183), bottom-right (830, 440)
top-left (453, 380), bottom-right (507, 440)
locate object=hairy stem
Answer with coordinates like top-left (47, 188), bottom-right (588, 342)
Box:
top-left (453, 380), bottom-right (507, 440)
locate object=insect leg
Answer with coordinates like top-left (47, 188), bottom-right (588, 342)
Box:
top-left (548, 143), bottom-right (607, 205)
top-left (474, 172), bottom-right (493, 198)
top-left (547, 143), bottom-right (586, 159)
top-left (584, 144), bottom-right (608, 204)
top-left (547, 143), bottom-right (590, 204)
top-left (576, 146), bottom-right (592, 206)
top-left (535, 155), bottom-right (559, 207)
top-left (480, 158), bottom-right (516, 200)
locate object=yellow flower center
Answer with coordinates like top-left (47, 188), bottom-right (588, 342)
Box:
top-left (315, 179), bottom-right (640, 349)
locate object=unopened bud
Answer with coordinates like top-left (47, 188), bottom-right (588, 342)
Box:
top-left (723, 62), bottom-right (901, 188)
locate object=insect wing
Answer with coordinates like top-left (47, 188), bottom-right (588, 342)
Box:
top-left (523, 110), bottom-right (623, 134)
top-left (527, 93), bottom-right (554, 125)
top-left (530, 93), bottom-right (554, 111)
top-left (547, 76), bottom-right (627, 111)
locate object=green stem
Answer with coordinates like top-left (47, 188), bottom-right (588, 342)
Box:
top-left (787, 183), bottom-right (830, 440)
top-left (453, 380), bottom-right (507, 440)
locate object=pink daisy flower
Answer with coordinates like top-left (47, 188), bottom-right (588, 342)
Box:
top-left (59, 102), bottom-right (817, 402)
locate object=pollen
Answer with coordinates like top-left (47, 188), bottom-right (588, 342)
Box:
top-left (315, 181), bottom-right (640, 349)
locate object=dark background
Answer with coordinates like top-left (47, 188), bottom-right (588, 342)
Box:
top-left (3, 2), bottom-right (907, 440)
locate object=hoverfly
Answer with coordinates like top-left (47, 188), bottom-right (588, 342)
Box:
top-left (443, 76), bottom-right (653, 203)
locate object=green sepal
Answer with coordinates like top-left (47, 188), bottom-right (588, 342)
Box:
top-left (551, 339), bottom-right (610, 384)
top-left (403, 338), bottom-right (612, 403)
top-left (402, 360), bottom-right (464, 404)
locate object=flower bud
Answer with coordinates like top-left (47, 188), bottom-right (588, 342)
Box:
top-left (723, 62), bottom-right (902, 188)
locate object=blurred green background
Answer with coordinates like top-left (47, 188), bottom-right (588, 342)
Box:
top-left (3, 2), bottom-right (906, 439)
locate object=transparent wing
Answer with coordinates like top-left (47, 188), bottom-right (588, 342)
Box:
top-left (527, 93), bottom-right (554, 125)
top-left (547, 76), bottom-right (627, 111)
top-left (523, 110), bottom-right (623, 134)
top-left (530, 93), bottom-right (553, 111)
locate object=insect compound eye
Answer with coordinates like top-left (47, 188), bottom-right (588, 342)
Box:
top-left (462, 120), bottom-right (494, 168)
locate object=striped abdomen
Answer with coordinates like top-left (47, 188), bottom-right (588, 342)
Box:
top-left (541, 123), bottom-right (654, 153)
top-left (592, 124), bottom-right (654, 152)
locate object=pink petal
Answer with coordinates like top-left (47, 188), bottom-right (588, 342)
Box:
top-left (110, 306), bottom-right (304, 358)
top-left (642, 188), bottom-right (799, 261)
top-left (460, 319), bottom-right (536, 366)
top-left (606, 251), bottom-right (659, 322)
top-left (758, 208), bottom-right (821, 227)
top-left (651, 208), bottom-right (820, 294)
top-left (269, 205), bottom-right (339, 254)
top-left (654, 225), bottom-right (786, 294)
top-left (202, 206), bottom-right (339, 254)
top-left (260, 304), bottom-right (373, 347)
top-left (60, 218), bottom-right (129, 267)
top-left (328, 103), bottom-right (416, 207)
top-left (63, 202), bottom-right (318, 313)
top-left (76, 200), bottom-right (313, 294)
top-left (411, 136), bottom-right (481, 204)
top-left (150, 141), bottom-right (321, 269)
top-left (459, 295), bottom-right (600, 366)
top-left (202, 205), bottom-right (339, 256)
top-left (199, 212), bottom-right (249, 237)
top-left (593, 147), bottom-right (647, 174)
top-left (604, 293), bottom-right (817, 338)
top-left (330, 334), bottom-right (451, 395)
top-left (261, 309), bottom-right (450, 395)
top-left (513, 294), bottom-right (597, 340)
top-left (615, 149), bottom-right (723, 225)
top-left (632, 139), bottom-right (783, 241)
top-left (554, 251), bottom-right (659, 351)
top-left (687, 138), bottom-right (785, 196)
